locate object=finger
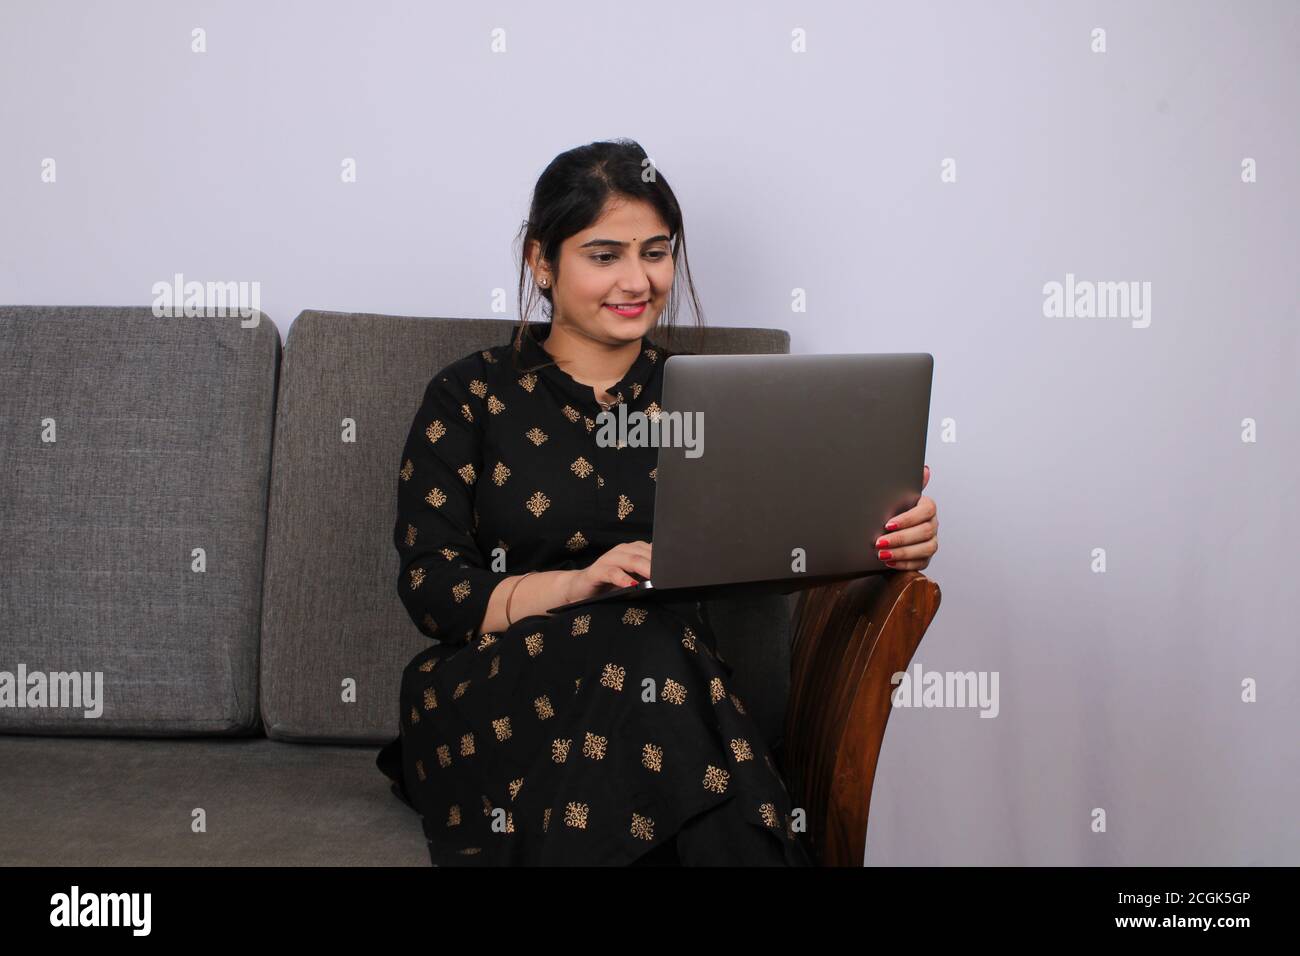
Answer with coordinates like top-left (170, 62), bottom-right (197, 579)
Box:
top-left (922, 464), bottom-right (930, 489)
top-left (884, 559), bottom-right (926, 570)
top-left (616, 555), bottom-right (653, 582)
top-left (874, 518), bottom-right (936, 550)
top-left (883, 495), bottom-right (936, 532)
top-left (880, 542), bottom-right (936, 562)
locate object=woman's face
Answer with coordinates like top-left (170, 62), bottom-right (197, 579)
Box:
top-left (533, 197), bottom-right (675, 346)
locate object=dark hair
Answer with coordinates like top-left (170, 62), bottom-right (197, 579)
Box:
top-left (512, 138), bottom-right (706, 358)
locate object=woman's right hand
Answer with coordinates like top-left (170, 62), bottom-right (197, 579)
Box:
top-left (562, 541), bottom-right (652, 606)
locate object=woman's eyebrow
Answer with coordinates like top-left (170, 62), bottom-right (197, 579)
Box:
top-left (578, 234), bottom-right (671, 249)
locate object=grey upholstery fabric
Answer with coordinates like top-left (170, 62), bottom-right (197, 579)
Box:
top-left (259, 311), bottom-right (796, 744)
top-left (0, 735), bottom-right (426, 865)
top-left (0, 307), bottom-right (279, 736)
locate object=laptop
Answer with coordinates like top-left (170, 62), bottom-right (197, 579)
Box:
top-left (545, 350), bottom-right (934, 613)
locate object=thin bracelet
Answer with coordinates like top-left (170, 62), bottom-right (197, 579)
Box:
top-left (506, 571), bottom-right (537, 627)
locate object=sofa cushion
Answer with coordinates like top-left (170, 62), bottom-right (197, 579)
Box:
top-left (0, 307), bottom-right (279, 736)
top-left (0, 735), bottom-right (426, 865)
top-left (258, 311), bottom-right (794, 743)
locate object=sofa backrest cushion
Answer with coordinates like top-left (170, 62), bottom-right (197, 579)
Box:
top-left (0, 307), bottom-right (280, 736)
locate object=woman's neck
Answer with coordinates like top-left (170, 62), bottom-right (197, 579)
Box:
top-left (542, 320), bottom-right (643, 401)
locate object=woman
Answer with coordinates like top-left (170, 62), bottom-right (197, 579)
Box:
top-left (376, 139), bottom-right (940, 866)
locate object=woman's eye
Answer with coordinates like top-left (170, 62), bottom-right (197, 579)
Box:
top-left (592, 251), bottom-right (668, 264)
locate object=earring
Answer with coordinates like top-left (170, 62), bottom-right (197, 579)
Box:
top-left (538, 279), bottom-right (548, 288)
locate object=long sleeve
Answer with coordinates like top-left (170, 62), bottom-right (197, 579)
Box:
top-left (394, 360), bottom-right (509, 644)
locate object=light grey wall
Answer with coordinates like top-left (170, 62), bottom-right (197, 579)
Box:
top-left (1, 1), bottom-right (1295, 865)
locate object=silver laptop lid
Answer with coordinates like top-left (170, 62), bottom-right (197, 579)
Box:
top-left (647, 352), bottom-right (933, 589)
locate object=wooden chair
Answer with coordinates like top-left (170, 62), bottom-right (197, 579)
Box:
top-left (773, 570), bottom-right (942, 866)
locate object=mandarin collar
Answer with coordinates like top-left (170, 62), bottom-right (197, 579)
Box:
top-left (507, 319), bottom-right (665, 409)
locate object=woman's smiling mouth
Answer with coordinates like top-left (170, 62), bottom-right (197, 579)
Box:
top-left (603, 301), bottom-right (647, 317)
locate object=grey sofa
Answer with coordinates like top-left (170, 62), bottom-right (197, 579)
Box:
top-left (0, 306), bottom-right (802, 866)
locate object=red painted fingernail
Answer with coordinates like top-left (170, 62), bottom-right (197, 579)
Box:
top-left (879, 550), bottom-right (893, 560)
top-left (875, 537), bottom-right (889, 548)
top-left (885, 522), bottom-right (898, 531)
top-left (885, 561), bottom-right (897, 567)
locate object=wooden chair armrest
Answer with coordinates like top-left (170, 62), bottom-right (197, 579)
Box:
top-left (779, 570), bottom-right (941, 866)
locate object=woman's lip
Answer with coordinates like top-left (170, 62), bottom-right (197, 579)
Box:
top-left (604, 301), bottom-right (647, 315)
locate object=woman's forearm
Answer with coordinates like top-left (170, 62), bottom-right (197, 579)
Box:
top-left (478, 570), bottom-right (577, 634)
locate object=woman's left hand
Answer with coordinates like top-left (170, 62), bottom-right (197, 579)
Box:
top-left (874, 464), bottom-right (938, 571)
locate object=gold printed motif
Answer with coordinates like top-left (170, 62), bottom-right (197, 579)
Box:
top-left (561, 405), bottom-right (580, 422)
top-left (518, 372), bottom-right (538, 392)
top-left (600, 663), bottom-right (625, 691)
top-left (552, 738), bottom-right (572, 763)
top-left (436, 744), bottom-right (451, 767)
top-left (482, 349), bottom-right (497, 363)
top-left (425, 487), bottom-right (447, 507)
top-left (453, 679), bottom-right (471, 699)
top-left (575, 677), bottom-right (582, 693)
top-left (404, 524), bottom-right (417, 547)
top-left (543, 807), bottom-right (551, 831)
top-left (416, 759), bottom-right (426, 781)
top-left (489, 654), bottom-right (501, 678)
top-left (681, 626), bottom-right (696, 652)
top-left (409, 567), bottom-right (426, 589)
top-left (571, 614), bottom-right (590, 635)
top-left (760, 803), bottom-right (780, 828)
top-left (642, 743), bottom-right (664, 772)
top-left (729, 692), bottom-right (748, 715)
top-left (461, 404), bottom-right (474, 422)
top-left (730, 738), bottom-right (754, 761)
top-left (616, 494), bottom-right (633, 520)
top-left (509, 778), bottom-right (524, 800)
top-left (457, 847), bottom-right (482, 855)
top-left (487, 395), bottom-right (505, 415)
top-left (596, 474), bottom-right (604, 488)
top-left (418, 658), bottom-right (436, 672)
top-left (460, 733), bottom-right (476, 757)
top-left (709, 677), bottom-right (726, 703)
top-left (644, 348), bottom-right (658, 363)
top-left (492, 716), bottom-right (512, 741)
top-left (400, 459), bottom-right (414, 481)
top-left (469, 379), bottom-right (488, 398)
top-left (477, 632), bottom-right (498, 652)
top-left (440, 548), bottom-right (458, 560)
top-left (630, 813), bottom-right (655, 841)
top-left (622, 607), bottom-right (647, 625)
top-left (526, 427), bottom-right (548, 445)
top-left (649, 466), bottom-right (657, 481)
top-left (534, 695), bottom-right (554, 719)
top-left (582, 731), bottom-right (608, 760)
top-left (662, 678), bottom-right (687, 705)
top-left (409, 706), bottom-right (420, 725)
top-left (426, 420), bottom-right (446, 444)
top-left (482, 795), bottom-right (493, 815)
top-left (451, 580), bottom-right (471, 603)
top-left (631, 382), bottom-right (642, 399)
top-left (583, 417), bottom-right (595, 432)
top-left (448, 804), bottom-right (462, 826)
top-left (645, 401), bottom-right (662, 422)
top-left (564, 802), bottom-right (589, 829)
top-left (570, 457), bottom-right (593, 478)
top-left (525, 490), bottom-right (551, 517)
top-left (458, 463), bottom-right (476, 485)
top-left (525, 632), bottom-right (544, 656)
top-left (492, 461), bottom-right (511, 486)
top-left (423, 686), bottom-right (438, 710)
top-left (702, 765), bottom-right (730, 794)
top-left (565, 531), bottom-right (589, 552)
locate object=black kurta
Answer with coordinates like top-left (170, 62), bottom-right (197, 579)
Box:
top-left (376, 319), bottom-right (812, 866)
